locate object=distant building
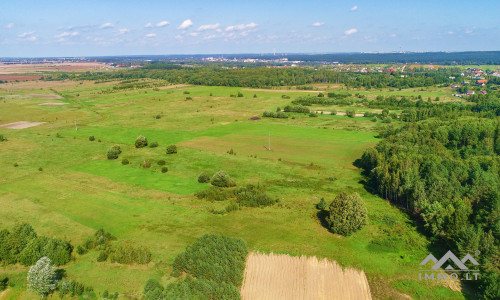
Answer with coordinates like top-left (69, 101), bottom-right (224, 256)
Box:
top-left (466, 90), bottom-right (475, 96)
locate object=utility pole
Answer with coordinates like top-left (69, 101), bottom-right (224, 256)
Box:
top-left (268, 132), bottom-right (271, 151)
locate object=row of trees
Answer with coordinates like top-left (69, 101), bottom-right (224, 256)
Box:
top-left (0, 224), bottom-right (73, 266)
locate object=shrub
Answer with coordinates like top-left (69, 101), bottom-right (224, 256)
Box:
top-left (142, 159), bottom-right (152, 168)
top-left (165, 276), bottom-right (240, 300)
top-left (364, 112), bottom-right (374, 118)
top-left (0, 277), bottom-right (8, 291)
top-left (326, 192), bottom-right (367, 236)
top-left (225, 202), bottom-right (239, 213)
top-left (107, 148), bottom-right (120, 160)
top-left (183, 91), bottom-right (190, 94)
top-left (144, 279), bottom-right (164, 300)
top-left (316, 198), bottom-right (327, 210)
top-left (157, 160), bottom-right (166, 166)
top-left (346, 110), bottom-right (356, 118)
top-left (58, 279), bottom-right (93, 297)
top-left (371, 117), bottom-right (378, 122)
top-left (195, 186), bottom-right (235, 202)
top-left (121, 158), bottom-right (129, 165)
top-left (236, 184), bottom-right (277, 207)
top-left (237, 92), bottom-right (243, 97)
top-left (309, 113), bottom-right (318, 117)
top-left (13, 163), bottom-right (18, 167)
top-left (82, 229), bottom-right (116, 251)
top-left (76, 245), bottom-right (88, 255)
top-left (108, 243), bottom-right (152, 264)
top-left (330, 110), bottom-right (337, 115)
top-left (0, 135), bottom-right (6, 142)
top-left (262, 110), bottom-right (275, 118)
top-left (149, 141), bottom-right (159, 148)
top-left (227, 148), bottom-right (236, 155)
top-left (197, 172), bottom-right (211, 183)
top-left (211, 171), bottom-right (236, 187)
top-left (97, 251), bottom-right (108, 262)
top-left (185, 97), bottom-right (192, 100)
top-left (253, 94), bottom-right (257, 98)
top-left (172, 234), bottom-right (247, 287)
top-left (89, 136), bottom-right (95, 141)
top-left (38, 167), bottom-right (43, 172)
top-left (161, 167), bottom-right (168, 173)
top-left (166, 144), bottom-right (177, 154)
top-left (155, 114), bottom-right (161, 119)
top-left (135, 136), bottom-right (148, 148)
top-left (382, 117), bottom-right (392, 123)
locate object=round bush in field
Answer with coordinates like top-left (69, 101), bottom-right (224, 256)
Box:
top-left (166, 144), bottom-right (177, 154)
top-left (107, 148), bottom-right (120, 160)
top-left (135, 136), bottom-right (148, 148)
top-left (89, 136), bottom-right (95, 141)
top-left (157, 160), bottom-right (166, 166)
top-left (121, 158), bottom-right (129, 165)
top-left (161, 167), bottom-right (168, 173)
top-left (211, 171), bottom-right (236, 187)
top-left (197, 172), bottom-right (211, 183)
top-left (149, 141), bottom-right (159, 148)
top-left (326, 192), bottom-right (367, 236)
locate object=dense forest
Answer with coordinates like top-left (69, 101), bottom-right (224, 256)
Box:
top-left (359, 118), bottom-right (500, 299)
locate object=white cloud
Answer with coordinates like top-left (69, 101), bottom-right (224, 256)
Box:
top-left (54, 32), bottom-right (79, 39)
top-left (447, 31), bottom-right (454, 35)
top-left (156, 21), bottom-right (169, 28)
top-left (18, 31), bottom-right (37, 41)
top-left (465, 29), bottom-right (473, 34)
top-left (5, 23), bottom-right (14, 29)
top-left (175, 35), bottom-right (183, 40)
top-left (312, 22), bottom-right (324, 27)
top-left (117, 28), bottom-right (130, 35)
top-left (144, 22), bottom-right (153, 28)
top-left (350, 5), bottom-right (358, 12)
top-left (145, 33), bottom-right (156, 38)
top-left (344, 28), bottom-right (358, 35)
top-left (197, 23), bottom-right (220, 31)
top-left (389, 33), bottom-right (397, 38)
top-left (189, 32), bottom-right (199, 37)
top-left (203, 34), bottom-right (216, 40)
top-left (18, 31), bottom-right (34, 38)
top-left (99, 22), bottom-right (114, 29)
top-left (177, 19), bottom-right (193, 30)
top-left (225, 22), bottom-right (258, 31)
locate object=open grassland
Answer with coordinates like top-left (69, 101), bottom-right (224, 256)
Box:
top-left (0, 80), bottom-right (464, 299)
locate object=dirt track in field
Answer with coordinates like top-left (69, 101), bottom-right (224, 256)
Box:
top-left (241, 252), bottom-right (372, 300)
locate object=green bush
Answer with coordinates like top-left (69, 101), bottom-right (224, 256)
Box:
top-left (186, 97), bottom-right (192, 100)
top-left (211, 171), bottom-right (236, 187)
top-left (135, 136), bottom-right (148, 148)
top-left (18, 236), bottom-right (73, 266)
top-left (183, 91), bottom-right (190, 94)
top-left (108, 243), bottom-right (152, 264)
top-left (197, 172), bottom-right (211, 183)
top-left (165, 276), bottom-right (240, 300)
top-left (346, 110), bottom-right (356, 118)
top-left (195, 186), bottom-right (235, 202)
top-left (316, 198), bottom-right (327, 210)
top-left (166, 144), bottom-right (177, 154)
top-left (172, 234), bottom-right (247, 287)
top-left (13, 163), bottom-right (18, 167)
top-left (157, 160), bottom-right (166, 166)
top-left (330, 110), bottom-right (337, 115)
top-left (58, 280), bottom-right (93, 297)
top-left (237, 92), bottom-right (243, 97)
top-left (161, 167), bottom-right (168, 173)
top-left (89, 136), bottom-right (95, 141)
top-left (107, 149), bottom-right (119, 160)
top-left (121, 158), bottom-right (129, 165)
top-left (236, 184), bottom-right (277, 207)
top-left (0, 135), bottom-right (6, 142)
top-left (326, 192), bottom-right (368, 236)
top-left (76, 245), bottom-right (88, 255)
top-left (144, 279), bottom-right (164, 300)
top-left (149, 141), bottom-right (159, 148)
top-left (382, 116), bottom-right (392, 123)
top-left (0, 277), bottom-right (8, 291)
top-left (81, 229), bottom-right (116, 251)
top-left (38, 167), bottom-right (43, 172)
top-left (97, 251), bottom-right (108, 262)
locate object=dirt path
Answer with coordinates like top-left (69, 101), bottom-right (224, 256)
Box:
top-left (241, 252), bottom-right (372, 300)
top-left (0, 121), bottom-right (46, 129)
top-left (0, 289), bottom-right (8, 300)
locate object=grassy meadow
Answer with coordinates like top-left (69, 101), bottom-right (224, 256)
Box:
top-left (0, 80), bottom-right (464, 299)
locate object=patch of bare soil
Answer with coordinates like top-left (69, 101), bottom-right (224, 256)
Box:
top-left (241, 252), bottom-right (372, 300)
top-left (0, 121), bottom-right (46, 129)
top-left (38, 102), bottom-right (68, 106)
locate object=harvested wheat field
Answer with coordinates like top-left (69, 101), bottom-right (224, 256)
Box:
top-left (241, 252), bottom-right (372, 300)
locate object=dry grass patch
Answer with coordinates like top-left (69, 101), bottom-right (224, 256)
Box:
top-left (0, 121), bottom-right (46, 129)
top-left (241, 252), bottom-right (372, 300)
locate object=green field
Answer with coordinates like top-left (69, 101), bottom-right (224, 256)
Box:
top-left (0, 81), bottom-right (464, 299)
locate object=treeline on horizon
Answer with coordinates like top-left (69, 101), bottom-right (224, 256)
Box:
top-left (82, 51), bottom-right (500, 65)
top-left (46, 66), bottom-right (469, 89)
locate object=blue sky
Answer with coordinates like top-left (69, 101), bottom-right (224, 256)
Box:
top-left (1, 0), bottom-right (499, 57)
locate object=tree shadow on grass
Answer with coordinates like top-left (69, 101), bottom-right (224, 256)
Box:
top-left (316, 210), bottom-right (330, 232)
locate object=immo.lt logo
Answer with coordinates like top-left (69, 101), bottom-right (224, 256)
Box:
top-left (419, 250), bottom-right (480, 281)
